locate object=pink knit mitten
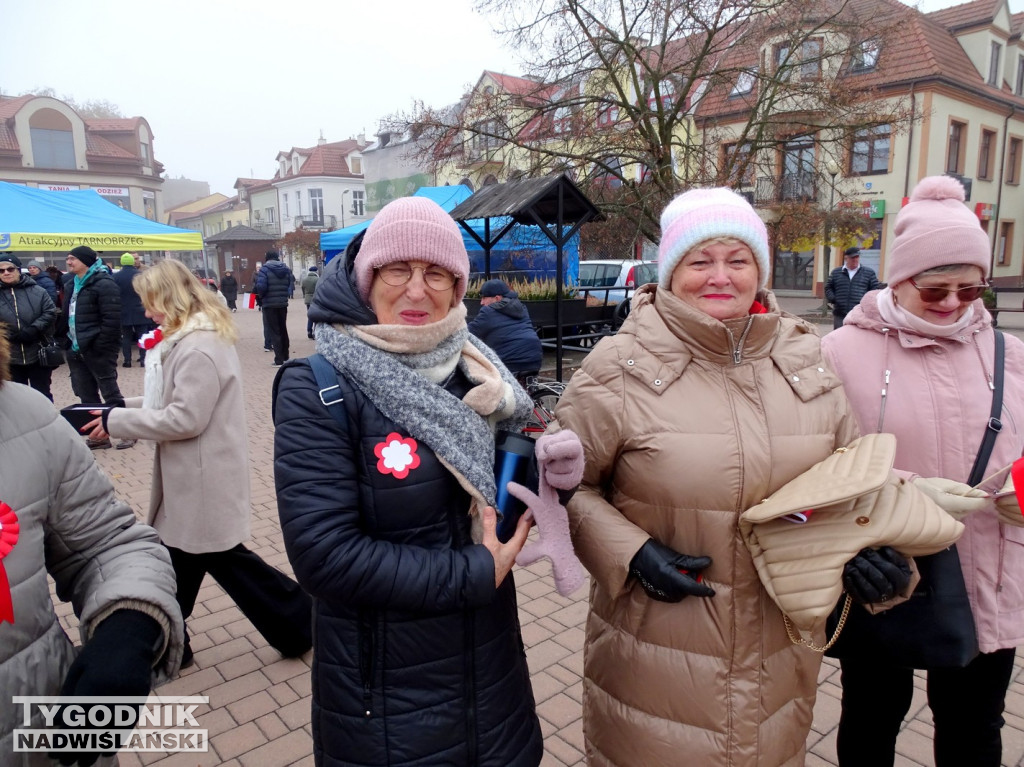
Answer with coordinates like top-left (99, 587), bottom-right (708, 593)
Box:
top-left (508, 430), bottom-right (585, 596)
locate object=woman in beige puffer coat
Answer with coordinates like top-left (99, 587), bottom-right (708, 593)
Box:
top-left (556, 188), bottom-right (859, 766)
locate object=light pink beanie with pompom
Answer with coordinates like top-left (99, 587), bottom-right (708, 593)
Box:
top-left (886, 175), bottom-right (990, 286)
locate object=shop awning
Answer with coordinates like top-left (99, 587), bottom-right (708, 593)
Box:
top-left (0, 181), bottom-right (204, 252)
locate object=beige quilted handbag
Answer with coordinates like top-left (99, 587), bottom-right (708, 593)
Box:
top-left (739, 433), bottom-right (964, 645)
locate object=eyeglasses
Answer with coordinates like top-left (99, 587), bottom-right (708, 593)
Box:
top-left (908, 278), bottom-right (989, 303)
top-left (375, 262), bottom-right (457, 291)
top-left (0, 267), bottom-right (18, 274)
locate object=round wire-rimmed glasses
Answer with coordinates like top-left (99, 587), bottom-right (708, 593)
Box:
top-left (376, 263), bottom-right (457, 291)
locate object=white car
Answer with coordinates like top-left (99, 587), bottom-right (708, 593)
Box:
top-left (577, 259), bottom-right (658, 304)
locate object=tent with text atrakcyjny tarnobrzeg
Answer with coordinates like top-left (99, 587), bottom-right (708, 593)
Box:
top-left (0, 181), bottom-right (204, 252)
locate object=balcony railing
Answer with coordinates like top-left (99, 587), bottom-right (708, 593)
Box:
top-left (251, 221), bottom-right (281, 236)
top-left (293, 214), bottom-right (337, 230)
top-left (754, 173), bottom-right (818, 205)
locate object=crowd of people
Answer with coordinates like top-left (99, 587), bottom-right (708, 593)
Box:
top-left (2, 178), bottom-right (1023, 767)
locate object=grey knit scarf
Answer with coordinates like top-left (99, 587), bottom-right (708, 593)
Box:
top-left (314, 316), bottom-right (532, 508)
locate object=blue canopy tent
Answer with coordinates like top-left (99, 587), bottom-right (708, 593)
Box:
top-left (320, 185), bottom-right (579, 284)
top-left (0, 181), bottom-right (203, 251)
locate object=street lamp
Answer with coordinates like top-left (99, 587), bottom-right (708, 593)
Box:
top-left (341, 189), bottom-right (351, 229)
top-left (820, 159), bottom-right (840, 314)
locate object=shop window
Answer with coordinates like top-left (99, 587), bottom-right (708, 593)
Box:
top-left (999, 221), bottom-right (1013, 266)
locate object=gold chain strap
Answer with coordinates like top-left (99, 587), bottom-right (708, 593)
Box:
top-left (783, 594), bottom-right (852, 653)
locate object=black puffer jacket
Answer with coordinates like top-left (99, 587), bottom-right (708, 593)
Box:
top-left (825, 265), bottom-right (884, 317)
top-left (468, 295), bottom-right (543, 373)
top-left (60, 268), bottom-right (121, 353)
top-left (273, 240), bottom-right (542, 767)
top-left (0, 275), bottom-right (57, 366)
top-left (255, 259), bottom-right (292, 308)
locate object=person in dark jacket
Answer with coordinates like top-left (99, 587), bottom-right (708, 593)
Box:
top-left (272, 197), bottom-right (546, 767)
top-left (255, 250), bottom-right (292, 366)
top-left (0, 254), bottom-right (57, 399)
top-left (220, 269), bottom-right (239, 312)
top-left (301, 266), bottom-right (319, 338)
top-left (825, 247), bottom-right (885, 329)
top-left (114, 253), bottom-right (156, 368)
top-left (46, 265), bottom-right (66, 307)
top-left (468, 278), bottom-right (543, 381)
top-left (62, 245), bottom-right (124, 446)
top-left (26, 260), bottom-right (58, 304)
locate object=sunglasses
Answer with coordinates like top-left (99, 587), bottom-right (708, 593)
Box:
top-left (908, 278), bottom-right (988, 303)
top-left (0, 266), bottom-right (18, 274)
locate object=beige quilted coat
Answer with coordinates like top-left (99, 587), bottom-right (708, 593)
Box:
top-left (556, 286), bottom-right (859, 767)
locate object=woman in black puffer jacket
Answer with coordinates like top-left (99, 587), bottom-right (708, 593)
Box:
top-left (272, 198), bottom-right (545, 767)
top-left (0, 254), bottom-right (57, 399)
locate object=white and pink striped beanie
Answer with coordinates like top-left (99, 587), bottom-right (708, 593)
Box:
top-left (658, 187), bottom-right (771, 289)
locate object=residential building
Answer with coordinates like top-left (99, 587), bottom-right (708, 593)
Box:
top-left (0, 94), bottom-right (166, 222)
top-left (694, 0), bottom-right (1024, 292)
top-left (273, 135), bottom-right (369, 236)
top-left (235, 178), bottom-right (280, 236)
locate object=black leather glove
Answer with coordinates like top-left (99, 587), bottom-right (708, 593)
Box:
top-left (629, 539), bottom-right (715, 602)
top-left (7, 327), bottom-right (26, 343)
top-left (842, 546), bottom-right (913, 605)
top-left (20, 325), bottom-right (40, 343)
top-left (53, 610), bottom-right (163, 766)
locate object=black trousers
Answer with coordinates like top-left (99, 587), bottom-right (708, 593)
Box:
top-left (837, 648), bottom-right (1017, 767)
top-left (166, 543), bottom-right (312, 657)
top-left (121, 323), bottom-right (155, 365)
top-left (263, 306), bottom-right (289, 364)
top-left (10, 362), bottom-right (53, 401)
top-left (225, 297), bottom-right (236, 310)
top-left (66, 348), bottom-right (124, 406)
top-left (832, 311), bottom-right (847, 330)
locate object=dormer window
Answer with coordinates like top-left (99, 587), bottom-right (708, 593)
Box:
top-left (989, 41), bottom-right (1002, 86)
top-left (349, 155), bottom-right (362, 175)
top-left (851, 40), bottom-right (880, 71)
top-left (731, 68), bottom-right (757, 96)
top-left (279, 159), bottom-right (286, 175)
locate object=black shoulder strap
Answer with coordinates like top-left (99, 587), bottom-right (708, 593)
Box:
top-left (967, 330), bottom-right (1005, 486)
top-left (307, 352), bottom-right (348, 430)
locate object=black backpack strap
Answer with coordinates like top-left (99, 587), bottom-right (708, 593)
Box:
top-left (967, 330), bottom-right (1005, 486)
top-left (306, 353), bottom-right (348, 430)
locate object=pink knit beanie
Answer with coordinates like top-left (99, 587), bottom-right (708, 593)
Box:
top-left (658, 187), bottom-right (771, 289)
top-left (354, 197), bottom-right (470, 302)
top-left (886, 175), bottom-right (990, 286)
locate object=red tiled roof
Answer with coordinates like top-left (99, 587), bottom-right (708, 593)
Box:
top-left (0, 95), bottom-right (34, 119)
top-left (925, 0), bottom-right (999, 31)
top-left (694, 0), bottom-right (1022, 123)
top-left (85, 133), bottom-right (136, 160)
top-left (84, 117), bottom-right (141, 132)
top-left (276, 139), bottom-right (365, 180)
top-left (234, 178), bottom-right (269, 189)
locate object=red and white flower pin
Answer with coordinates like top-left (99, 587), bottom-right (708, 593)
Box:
top-left (139, 327), bottom-right (163, 350)
top-left (0, 501), bottom-right (19, 624)
top-left (374, 433), bottom-right (421, 479)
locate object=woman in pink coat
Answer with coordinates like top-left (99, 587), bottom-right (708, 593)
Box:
top-left (821, 175), bottom-right (1024, 767)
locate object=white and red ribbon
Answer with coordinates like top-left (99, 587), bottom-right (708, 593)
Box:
top-left (0, 501), bottom-right (19, 624)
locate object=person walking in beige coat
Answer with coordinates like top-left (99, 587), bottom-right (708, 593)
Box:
top-left (83, 259), bottom-right (312, 667)
top-left (555, 188), bottom-right (883, 766)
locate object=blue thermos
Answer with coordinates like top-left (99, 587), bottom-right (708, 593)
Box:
top-left (493, 432), bottom-right (535, 543)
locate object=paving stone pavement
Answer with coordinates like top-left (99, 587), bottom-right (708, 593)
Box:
top-left (45, 295), bottom-right (1024, 766)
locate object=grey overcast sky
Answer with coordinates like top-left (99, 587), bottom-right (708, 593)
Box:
top-left (0, 0), bottom-right (1012, 198)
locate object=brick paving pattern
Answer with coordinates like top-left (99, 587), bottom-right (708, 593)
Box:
top-left (46, 295), bottom-right (1024, 766)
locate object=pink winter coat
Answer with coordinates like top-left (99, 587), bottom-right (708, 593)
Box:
top-left (822, 292), bottom-right (1024, 653)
